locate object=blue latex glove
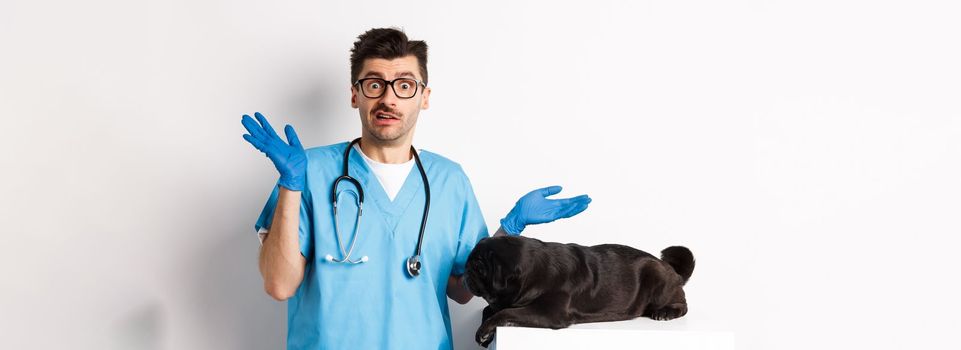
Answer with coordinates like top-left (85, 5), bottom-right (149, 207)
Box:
top-left (500, 186), bottom-right (592, 236)
top-left (241, 112), bottom-right (308, 191)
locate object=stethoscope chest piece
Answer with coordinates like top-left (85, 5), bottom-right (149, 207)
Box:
top-left (406, 255), bottom-right (422, 277)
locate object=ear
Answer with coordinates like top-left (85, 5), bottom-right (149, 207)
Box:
top-left (420, 86), bottom-right (430, 110)
top-left (350, 85), bottom-right (359, 109)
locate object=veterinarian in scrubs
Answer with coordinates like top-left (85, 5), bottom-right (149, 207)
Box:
top-left (241, 28), bottom-right (592, 350)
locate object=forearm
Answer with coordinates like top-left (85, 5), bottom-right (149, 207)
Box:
top-left (258, 186), bottom-right (307, 301)
top-left (492, 225), bottom-right (508, 237)
top-left (447, 274), bottom-right (473, 304)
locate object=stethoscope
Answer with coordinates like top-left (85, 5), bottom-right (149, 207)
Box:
top-left (324, 137), bottom-right (430, 278)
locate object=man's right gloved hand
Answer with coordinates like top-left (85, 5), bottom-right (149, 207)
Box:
top-left (241, 112), bottom-right (308, 191)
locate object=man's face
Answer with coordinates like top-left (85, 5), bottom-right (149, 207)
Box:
top-left (351, 56), bottom-right (431, 145)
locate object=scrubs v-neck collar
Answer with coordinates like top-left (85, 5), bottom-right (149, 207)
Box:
top-left (344, 143), bottom-right (426, 232)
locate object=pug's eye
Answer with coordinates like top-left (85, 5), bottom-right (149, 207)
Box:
top-left (469, 260), bottom-right (483, 273)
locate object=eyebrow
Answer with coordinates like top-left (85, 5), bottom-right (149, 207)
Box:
top-left (362, 71), bottom-right (418, 80)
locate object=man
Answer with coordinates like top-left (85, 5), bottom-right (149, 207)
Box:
top-left (241, 27), bottom-right (592, 349)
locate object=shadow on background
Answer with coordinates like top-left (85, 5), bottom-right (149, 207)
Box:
top-left (182, 80), bottom-right (343, 349)
top-left (192, 232), bottom-right (287, 350)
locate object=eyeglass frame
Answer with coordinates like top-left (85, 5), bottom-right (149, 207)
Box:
top-left (352, 77), bottom-right (428, 99)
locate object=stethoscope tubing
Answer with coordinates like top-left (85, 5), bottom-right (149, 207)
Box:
top-left (327, 137), bottom-right (430, 277)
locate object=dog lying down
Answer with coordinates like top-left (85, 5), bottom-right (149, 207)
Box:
top-left (463, 235), bottom-right (695, 347)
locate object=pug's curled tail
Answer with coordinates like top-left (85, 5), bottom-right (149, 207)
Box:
top-left (661, 246), bottom-right (695, 285)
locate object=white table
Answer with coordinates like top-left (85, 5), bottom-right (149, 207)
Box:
top-left (490, 316), bottom-right (735, 350)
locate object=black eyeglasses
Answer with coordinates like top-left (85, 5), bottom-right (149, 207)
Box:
top-left (353, 78), bottom-right (427, 99)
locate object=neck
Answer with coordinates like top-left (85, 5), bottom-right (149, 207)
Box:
top-left (358, 136), bottom-right (413, 164)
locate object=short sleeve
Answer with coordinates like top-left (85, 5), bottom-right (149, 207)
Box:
top-left (450, 173), bottom-right (489, 276)
top-left (254, 180), bottom-right (314, 259)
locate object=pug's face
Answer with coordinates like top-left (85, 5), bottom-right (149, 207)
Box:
top-left (464, 237), bottom-right (526, 308)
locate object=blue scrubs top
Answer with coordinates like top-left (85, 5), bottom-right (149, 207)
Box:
top-left (254, 142), bottom-right (489, 350)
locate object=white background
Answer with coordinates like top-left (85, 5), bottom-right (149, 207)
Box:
top-left (2, 0), bottom-right (959, 349)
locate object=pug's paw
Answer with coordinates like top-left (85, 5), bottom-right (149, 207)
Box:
top-left (475, 327), bottom-right (495, 348)
top-left (650, 303), bottom-right (687, 321)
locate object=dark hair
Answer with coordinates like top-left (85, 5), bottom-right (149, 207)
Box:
top-left (350, 27), bottom-right (429, 86)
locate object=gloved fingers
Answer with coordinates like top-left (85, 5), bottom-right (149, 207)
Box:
top-left (241, 114), bottom-right (269, 142)
top-left (552, 194), bottom-right (591, 207)
top-left (550, 196), bottom-right (591, 218)
top-left (556, 199), bottom-right (591, 219)
top-left (285, 124), bottom-right (303, 150)
top-left (254, 112), bottom-right (281, 140)
top-left (242, 133), bottom-right (268, 152)
top-left (534, 185), bottom-right (563, 198)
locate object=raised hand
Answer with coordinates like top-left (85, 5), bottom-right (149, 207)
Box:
top-left (241, 112), bottom-right (308, 191)
top-left (499, 186), bottom-right (592, 235)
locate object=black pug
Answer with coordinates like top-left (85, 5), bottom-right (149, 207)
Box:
top-left (463, 235), bottom-right (695, 347)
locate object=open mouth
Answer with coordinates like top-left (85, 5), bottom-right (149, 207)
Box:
top-left (375, 112), bottom-right (399, 120)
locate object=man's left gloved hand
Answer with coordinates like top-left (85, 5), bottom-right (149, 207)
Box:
top-left (499, 185), bottom-right (592, 236)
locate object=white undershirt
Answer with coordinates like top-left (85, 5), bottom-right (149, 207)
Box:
top-left (353, 143), bottom-right (416, 202)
